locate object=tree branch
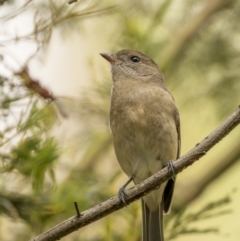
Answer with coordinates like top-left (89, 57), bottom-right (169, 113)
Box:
top-left (30, 106), bottom-right (240, 241)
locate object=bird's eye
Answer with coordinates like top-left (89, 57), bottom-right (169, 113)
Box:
top-left (130, 56), bottom-right (140, 63)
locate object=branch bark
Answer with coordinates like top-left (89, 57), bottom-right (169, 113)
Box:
top-left (30, 106), bottom-right (240, 241)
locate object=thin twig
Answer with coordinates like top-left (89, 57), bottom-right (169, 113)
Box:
top-left (74, 202), bottom-right (81, 217)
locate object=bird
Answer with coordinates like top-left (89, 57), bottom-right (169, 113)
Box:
top-left (100, 49), bottom-right (181, 241)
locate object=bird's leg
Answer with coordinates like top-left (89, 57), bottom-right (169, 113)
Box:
top-left (167, 160), bottom-right (176, 180)
top-left (118, 177), bottom-right (133, 206)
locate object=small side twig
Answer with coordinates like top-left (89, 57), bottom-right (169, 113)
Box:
top-left (74, 202), bottom-right (81, 218)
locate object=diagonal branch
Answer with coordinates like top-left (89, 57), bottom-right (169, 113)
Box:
top-left (30, 106), bottom-right (240, 241)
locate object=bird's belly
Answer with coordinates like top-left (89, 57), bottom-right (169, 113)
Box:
top-left (113, 123), bottom-right (176, 211)
top-left (112, 111), bottom-right (178, 184)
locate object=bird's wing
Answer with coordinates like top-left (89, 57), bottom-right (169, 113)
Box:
top-left (163, 107), bottom-right (181, 214)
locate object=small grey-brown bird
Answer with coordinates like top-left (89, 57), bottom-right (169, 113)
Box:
top-left (100, 49), bottom-right (181, 241)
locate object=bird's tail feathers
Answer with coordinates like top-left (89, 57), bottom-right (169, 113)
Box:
top-left (142, 200), bottom-right (164, 241)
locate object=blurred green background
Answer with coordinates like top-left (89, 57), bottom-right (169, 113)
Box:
top-left (0, 0), bottom-right (240, 240)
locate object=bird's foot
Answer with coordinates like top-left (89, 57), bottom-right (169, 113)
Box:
top-left (118, 177), bottom-right (133, 207)
top-left (118, 187), bottom-right (127, 206)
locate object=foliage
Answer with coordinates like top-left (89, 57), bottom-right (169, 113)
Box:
top-left (165, 195), bottom-right (232, 240)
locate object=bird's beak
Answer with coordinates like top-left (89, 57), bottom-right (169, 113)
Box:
top-left (100, 53), bottom-right (117, 64)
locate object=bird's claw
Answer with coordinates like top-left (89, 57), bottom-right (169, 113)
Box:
top-left (118, 187), bottom-right (127, 206)
top-left (118, 177), bottom-right (133, 206)
top-left (167, 160), bottom-right (176, 177)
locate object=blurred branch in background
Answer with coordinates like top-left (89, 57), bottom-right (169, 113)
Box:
top-left (0, 190), bottom-right (53, 228)
top-left (0, 0), bottom-right (115, 47)
top-left (160, 0), bottom-right (233, 70)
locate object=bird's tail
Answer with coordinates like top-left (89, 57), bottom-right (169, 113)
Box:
top-left (141, 200), bottom-right (164, 241)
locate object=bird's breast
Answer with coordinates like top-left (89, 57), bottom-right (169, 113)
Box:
top-left (110, 84), bottom-right (175, 135)
top-left (110, 84), bottom-right (178, 182)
